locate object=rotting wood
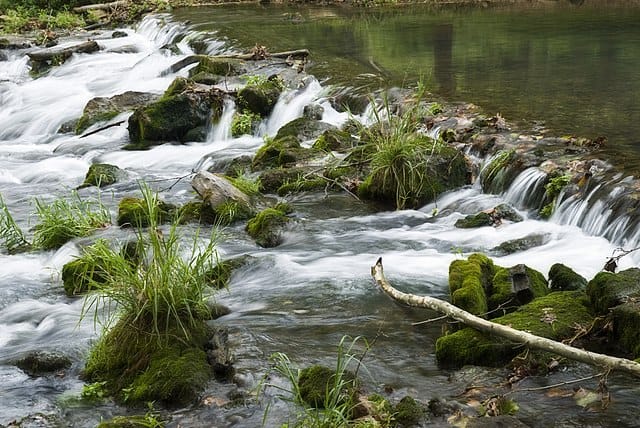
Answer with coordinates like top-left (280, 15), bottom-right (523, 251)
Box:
top-left (370, 257), bottom-right (640, 378)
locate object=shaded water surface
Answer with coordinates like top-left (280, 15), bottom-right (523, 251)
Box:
top-left (173, 1), bottom-right (640, 168)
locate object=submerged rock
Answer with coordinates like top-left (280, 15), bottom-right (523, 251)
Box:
top-left (246, 204), bottom-right (292, 248)
top-left (236, 75), bottom-right (284, 117)
top-left (191, 171), bottom-right (254, 223)
top-left (78, 163), bottom-right (125, 189)
top-left (75, 91), bottom-right (159, 134)
top-left (455, 204), bottom-right (522, 229)
top-left (298, 365), bottom-right (357, 408)
top-left (548, 263), bottom-right (587, 291)
top-left (116, 197), bottom-right (177, 227)
top-left (15, 350), bottom-right (72, 376)
top-left (491, 234), bottom-right (548, 255)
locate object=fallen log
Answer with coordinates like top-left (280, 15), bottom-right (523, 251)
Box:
top-left (73, 0), bottom-right (128, 12)
top-left (27, 40), bottom-right (100, 72)
top-left (370, 257), bottom-right (640, 378)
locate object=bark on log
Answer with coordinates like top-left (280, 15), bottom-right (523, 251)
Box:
top-left (27, 41), bottom-right (100, 63)
top-left (73, 0), bottom-right (128, 12)
top-left (370, 257), bottom-right (640, 378)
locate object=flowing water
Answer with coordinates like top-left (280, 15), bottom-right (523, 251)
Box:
top-left (1, 5), bottom-right (640, 427)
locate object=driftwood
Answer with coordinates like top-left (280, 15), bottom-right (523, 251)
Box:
top-left (370, 257), bottom-right (640, 378)
top-left (79, 120), bottom-right (125, 138)
top-left (73, 0), bottom-right (128, 12)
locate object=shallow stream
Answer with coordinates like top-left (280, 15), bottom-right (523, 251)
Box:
top-left (1, 3), bottom-right (640, 427)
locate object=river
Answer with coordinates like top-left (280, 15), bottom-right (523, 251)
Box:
top-left (1, 3), bottom-right (640, 427)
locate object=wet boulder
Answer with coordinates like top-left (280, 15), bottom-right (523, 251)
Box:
top-left (62, 254), bottom-right (108, 296)
top-left (117, 197), bottom-right (177, 227)
top-left (394, 396), bottom-right (426, 427)
top-left (191, 171), bottom-right (254, 223)
top-left (448, 253), bottom-right (495, 317)
top-left (127, 77), bottom-right (224, 149)
top-left (188, 56), bottom-right (245, 83)
top-left (298, 365), bottom-right (357, 408)
top-left (274, 114), bottom-right (337, 143)
top-left (15, 350), bottom-right (72, 376)
top-left (480, 149), bottom-right (525, 194)
top-left (435, 290), bottom-right (593, 368)
top-left (358, 136), bottom-right (471, 210)
top-left (246, 204), bottom-right (292, 248)
top-left (455, 204), bottom-right (523, 229)
top-left (78, 163), bottom-right (125, 189)
top-left (312, 128), bottom-right (357, 153)
top-left (489, 264), bottom-right (548, 312)
top-left (236, 75), bottom-right (284, 117)
top-left (75, 91), bottom-right (159, 134)
top-left (491, 234), bottom-right (548, 256)
top-left (251, 135), bottom-right (318, 170)
top-left (548, 263), bottom-right (587, 291)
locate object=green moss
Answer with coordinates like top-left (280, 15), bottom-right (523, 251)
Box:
top-left (548, 263), bottom-right (587, 291)
top-left (237, 77), bottom-right (283, 117)
top-left (96, 414), bottom-right (162, 428)
top-left (214, 200), bottom-right (253, 225)
top-left (538, 173), bottom-right (572, 218)
top-left (488, 265), bottom-right (548, 313)
top-left (178, 201), bottom-right (217, 225)
top-left (252, 136), bottom-right (315, 170)
top-left (436, 291), bottom-right (593, 368)
top-left (480, 149), bottom-right (518, 193)
top-left (231, 110), bottom-right (261, 137)
top-left (189, 57), bottom-right (243, 78)
top-left (587, 268), bottom-right (640, 314)
top-left (78, 163), bottom-right (122, 189)
top-left (246, 206), bottom-right (290, 248)
top-left (612, 301), bottom-right (640, 358)
top-left (393, 396), bottom-right (425, 426)
top-left (61, 254), bottom-right (107, 296)
top-left (448, 254), bottom-right (494, 316)
top-left (298, 365), bottom-right (356, 409)
top-left (75, 110), bottom-right (119, 134)
top-left (163, 76), bottom-right (192, 98)
top-left (277, 176), bottom-right (326, 196)
top-left (312, 129), bottom-right (355, 153)
top-left (259, 167), bottom-right (308, 193)
top-left (117, 197), bottom-right (176, 227)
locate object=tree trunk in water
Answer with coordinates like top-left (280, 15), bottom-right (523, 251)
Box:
top-left (370, 257), bottom-right (640, 378)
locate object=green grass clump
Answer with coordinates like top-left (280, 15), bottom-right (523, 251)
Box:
top-left (246, 205), bottom-right (291, 248)
top-left (228, 173), bottom-right (261, 196)
top-left (539, 173), bottom-right (571, 219)
top-left (230, 110), bottom-right (260, 137)
top-left (0, 194), bottom-right (31, 254)
top-left (32, 192), bottom-right (111, 250)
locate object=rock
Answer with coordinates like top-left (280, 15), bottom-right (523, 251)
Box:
top-left (27, 40), bottom-right (100, 74)
top-left (274, 115), bottom-right (337, 142)
top-left (303, 103), bottom-right (324, 120)
top-left (491, 234), bottom-right (548, 255)
top-left (358, 135), bottom-right (471, 210)
top-left (245, 204), bottom-right (291, 248)
top-left (312, 128), bottom-right (357, 153)
top-left (448, 253), bottom-right (494, 317)
top-left (62, 254), bottom-right (108, 296)
top-left (329, 91), bottom-right (369, 115)
top-left (435, 291), bottom-right (593, 368)
top-left (0, 36), bottom-right (32, 50)
top-left (236, 76), bottom-right (284, 117)
top-left (251, 135), bottom-right (317, 171)
top-left (298, 365), bottom-right (356, 408)
top-left (78, 163), bottom-right (125, 189)
top-left (127, 77), bottom-right (224, 149)
top-left (116, 197), bottom-right (177, 227)
top-left (548, 263), bottom-right (587, 291)
top-left (15, 351), bottom-right (72, 376)
top-left (111, 31), bottom-right (128, 38)
top-left (393, 396), bottom-right (425, 427)
top-left (188, 56), bottom-right (245, 78)
top-left (76, 91), bottom-right (159, 134)
top-left (455, 204), bottom-right (522, 229)
top-left (455, 211), bottom-right (493, 229)
top-left (178, 201), bottom-right (218, 225)
top-left (480, 149), bottom-right (524, 194)
top-left (489, 264), bottom-right (548, 311)
top-left (587, 268), bottom-right (640, 314)
top-left (205, 327), bottom-right (234, 381)
top-left (191, 171), bottom-right (252, 214)
top-left (0, 51), bottom-right (7, 62)
top-left (466, 415), bottom-right (530, 428)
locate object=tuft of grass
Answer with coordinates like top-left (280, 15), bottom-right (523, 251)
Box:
top-left (229, 173), bottom-right (261, 196)
top-left (32, 191), bottom-right (111, 250)
top-left (261, 336), bottom-right (370, 428)
top-left (0, 194), bottom-right (31, 254)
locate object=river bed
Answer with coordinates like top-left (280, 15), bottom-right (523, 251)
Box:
top-left (1, 5), bottom-right (640, 427)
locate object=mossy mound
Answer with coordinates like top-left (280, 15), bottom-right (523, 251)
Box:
top-left (455, 211), bottom-right (493, 229)
top-left (188, 56), bottom-right (244, 79)
top-left (448, 254), bottom-right (495, 317)
top-left (298, 365), bottom-right (357, 409)
top-left (358, 137), bottom-right (470, 210)
top-left (83, 317), bottom-right (213, 406)
top-left (260, 166), bottom-right (327, 196)
top-left (435, 290), bottom-right (593, 368)
top-left (236, 76), bottom-right (284, 117)
top-left (393, 396), bottom-right (425, 427)
top-left (116, 197), bottom-right (177, 227)
top-left (61, 253), bottom-right (108, 296)
top-left (251, 136), bottom-right (317, 170)
top-left (548, 263), bottom-right (587, 291)
top-left (312, 128), bottom-right (356, 153)
top-left (586, 268), bottom-right (640, 314)
top-left (480, 149), bottom-right (523, 194)
top-left (96, 414), bottom-right (162, 428)
top-left (127, 77), bottom-right (223, 149)
top-left (78, 163), bottom-right (124, 189)
top-left (274, 116), bottom-right (336, 143)
top-left (245, 205), bottom-right (291, 248)
top-left (179, 201), bottom-right (218, 225)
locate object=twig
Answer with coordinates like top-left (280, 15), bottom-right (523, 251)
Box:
top-left (603, 245), bottom-right (640, 272)
top-left (79, 120), bottom-right (125, 138)
top-left (412, 314), bottom-right (448, 325)
top-left (504, 371), bottom-right (606, 395)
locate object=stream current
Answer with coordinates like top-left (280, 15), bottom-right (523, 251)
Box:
top-left (1, 7), bottom-right (640, 428)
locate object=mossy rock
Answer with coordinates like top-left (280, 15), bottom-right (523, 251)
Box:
top-left (312, 128), bottom-right (357, 153)
top-left (548, 263), bottom-right (587, 291)
top-left (358, 137), bottom-right (470, 210)
top-left (491, 234), bottom-right (547, 256)
top-left (116, 197), bottom-right (176, 227)
top-left (448, 254), bottom-right (495, 317)
top-left (298, 365), bottom-right (357, 409)
top-left (188, 56), bottom-right (244, 78)
top-left (435, 290), bottom-right (593, 368)
top-left (586, 268), bottom-right (640, 314)
top-left (251, 136), bottom-right (316, 171)
top-left (259, 167), bottom-right (309, 193)
top-left (190, 71), bottom-right (220, 85)
top-left (179, 201), bottom-right (218, 225)
top-left (205, 257), bottom-right (250, 290)
top-left (83, 317), bottom-right (213, 405)
top-left (393, 396), bottom-right (425, 427)
top-left (190, 171), bottom-right (254, 224)
top-left (61, 254), bottom-right (108, 296)
top-left (455, 211), bottom-right (493, 229)
top-left (480, 149), bottom-right (522, 194)
top-left (15, 351), bottom-right (72, 376)
top-left (96, 415), bottom-right (162, 428)
top-left (246, 206), bottom-right (291, 248)
top-left (127, 78), bottom-right (223, 148)
top-left (78, 163), bottom-right (124, 189)
top-left (277, 176), bottom-right (326, 196)
top-left (75, 91), bottom-right (159, 135)
top-left (230, 110), bottom-right (261, 137)
top-left (274, 116), bottom-right (336, 143)
top-left (488, 264), bottom-right (548, 313)
top-left (611, 301), bottom-right (640, 358)
top-left (236, 77), bottom-right (283, 117)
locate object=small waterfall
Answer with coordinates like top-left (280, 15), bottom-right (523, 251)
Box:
top-left (207, 98), bottom-right (236, 142)
top-left (503, 167), bottom-right (548, 209)
top-left (262, 77), bottom-right (325, 136)
top-left (136, 14), bottom-right (189, 49)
